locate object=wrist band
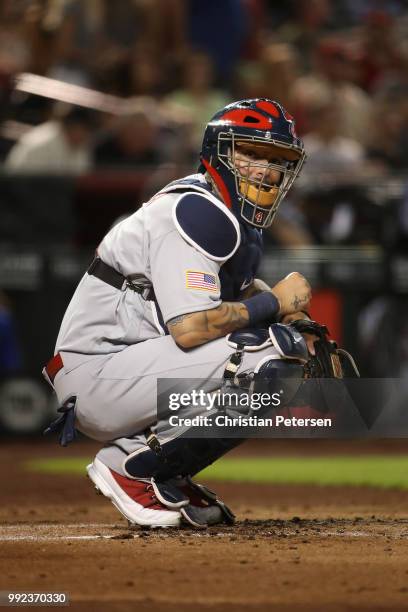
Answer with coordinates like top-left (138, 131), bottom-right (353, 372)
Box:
top-left (242, 291), bottom-right (280, 326)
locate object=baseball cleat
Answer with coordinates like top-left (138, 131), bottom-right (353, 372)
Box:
top-left (87, 457), bottom-right (182, 528)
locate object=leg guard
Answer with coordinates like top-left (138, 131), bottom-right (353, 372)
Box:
top-left (121, 326), bottom-right (307, 527)
top-left (124, 435), bottom-right (242, 481)
top-left (124, 324), bottom-right (307, 481)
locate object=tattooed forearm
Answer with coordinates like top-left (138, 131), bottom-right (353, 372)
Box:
top-left (211, 302), bottom-right (249, 334)
top-left (168, 302), bottom-right (249, 349)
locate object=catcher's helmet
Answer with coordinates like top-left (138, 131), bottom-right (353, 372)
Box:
top-left (199, 98), bottom-right (306, 228)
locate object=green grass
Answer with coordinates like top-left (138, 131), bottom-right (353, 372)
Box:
top-left (25, 455), bottom-right (408, 489)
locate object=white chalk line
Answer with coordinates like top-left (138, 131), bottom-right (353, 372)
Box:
top-left (0, 535), bottom-right (112, 541)
top-left (0, 523), bottom-right (126, 542)
top-left (1, 523), bottom-right (115, 529)
top-left (0, 523), bottom-right (404, 542)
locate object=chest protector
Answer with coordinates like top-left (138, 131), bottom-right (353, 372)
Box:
top-left (159, 174), bottom-right (263, 300)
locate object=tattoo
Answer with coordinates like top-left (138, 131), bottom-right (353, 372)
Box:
top-left (292, 295), bottom-right (302, 310)
top-left (291, 292), bottom-right (311, 311)
top-left (168, 313), bottom-right (196, 327)
top-left (211, 302), bottom-right (248, 335)
top-left (168, 302), bottom-right (249, 348)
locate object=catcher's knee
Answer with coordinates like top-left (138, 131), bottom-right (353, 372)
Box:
top-left (123, 320), bottom-right (359, 482)
top-left (124, 324), bottom-right (309, 482)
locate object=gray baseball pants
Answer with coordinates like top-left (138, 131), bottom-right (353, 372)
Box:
top-left (53, 335), bottom-right (279, 475)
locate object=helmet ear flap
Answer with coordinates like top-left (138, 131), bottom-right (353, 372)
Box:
top-left (201, 157), bottom-right (233, 209)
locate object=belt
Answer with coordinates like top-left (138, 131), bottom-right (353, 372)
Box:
top-left (44, 261), bottom-right (158, 386)
top-left (88, 256), bottom-right (155, 300)
top-left (44, 353), bottom-right (64, 384)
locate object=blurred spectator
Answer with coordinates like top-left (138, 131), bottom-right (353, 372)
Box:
top-left (261, 43), bottom-right (299, 111)
top-left (296, 186), bottom-right (383, 245)
top-left (127, 45), bottom-right (163, 98)
top-left (355, 11), bottom-right (404, 93)
top-left (300, 99), bottom-right (365, 188)
top-left (45, 0), bottom-right (100, 87)
top-left (187, 0), bottom-right (248, 84)
top-left (366, 90), bottom-right (408, 173)
top-left (265, 206), bottom-right (314, 247)
top-left (344, 0), bottom-right (407, 24)
top-left (291, 37), bottom-right (373, 144)
top-left (0, 31), bottom-right (28, 122)
top-left (94, 105), bottom-right (161, 169)
top-left (276, 0), bottom-right (337, 71)
top-left (0, 2), bottom-right (30, 122)
top-left (233, 61), bottom-right (265, 100)
top-left (374, 46), bottom-right (408, 102)
top-left (5, 104), bottom-right (96, 173)
top-left (0, 292), bottom-right (22, 377)
top-left (162, 52), bottom-right (229, 150)
top-left (49, 0), bottom-right (153, 90)
top-left (130, 0), bottom-right (188, 67)
top-left (292, 96), bottom-right (385, 246)
top-left (239, 0), bottom-right (267, 62)
top-left (21, 1), bottom-right (63, 77)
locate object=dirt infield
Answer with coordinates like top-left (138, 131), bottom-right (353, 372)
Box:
top-left (2, 439), bottom-right (408, 611)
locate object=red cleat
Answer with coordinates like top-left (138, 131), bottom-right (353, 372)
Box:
top-left (87, 458), bottom-right (182, 527)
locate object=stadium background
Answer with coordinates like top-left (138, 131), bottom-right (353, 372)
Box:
top-left (1, 2), bottom-right (408, 610)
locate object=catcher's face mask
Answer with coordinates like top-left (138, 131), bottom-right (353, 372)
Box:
top-left (199, 98), bottom-right (306, 229)
top-left (220, 136), bottom-right (304, 228)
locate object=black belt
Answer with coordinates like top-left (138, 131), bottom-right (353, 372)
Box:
top-left (88, 257), bottom-right (155, 300)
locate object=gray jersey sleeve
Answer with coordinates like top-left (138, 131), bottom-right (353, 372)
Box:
top-left (150, 229), bottom-right (222, 323)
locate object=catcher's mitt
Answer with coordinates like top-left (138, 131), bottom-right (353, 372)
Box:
top-left (289, 319), bottom-right (360, 379)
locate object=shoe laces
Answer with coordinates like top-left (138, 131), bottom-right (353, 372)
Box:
top-left (143, 483), bottom-right (163, 509)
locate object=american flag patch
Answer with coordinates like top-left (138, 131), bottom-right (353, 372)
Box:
top-left (186, 270), bottom-right (218, 292)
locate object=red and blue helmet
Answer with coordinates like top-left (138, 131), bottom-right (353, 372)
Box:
top-left (199, 98), bottom-right (306, 228)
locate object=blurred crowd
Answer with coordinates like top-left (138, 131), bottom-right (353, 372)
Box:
top-left (0, 0), bottom-right (408, 248)
top-left (1, 0), bottom-right (408, 382)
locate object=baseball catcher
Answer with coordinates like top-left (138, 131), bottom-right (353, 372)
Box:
top-left (43, 98), bottom-right (356, 529)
